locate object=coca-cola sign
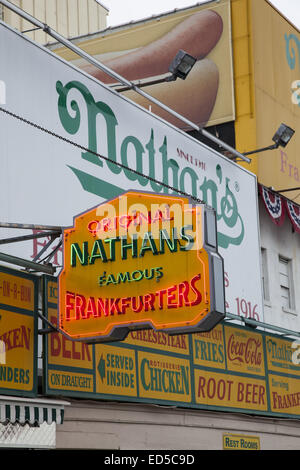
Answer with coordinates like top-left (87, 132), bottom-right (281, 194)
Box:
top-left (225, 327), bottom-right (265, 375)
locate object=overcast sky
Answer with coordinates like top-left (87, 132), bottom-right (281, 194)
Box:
top-left (102, 0), bottom-right (300, 30)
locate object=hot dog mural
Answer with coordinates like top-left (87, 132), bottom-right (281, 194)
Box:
top-left (74, 2), bottom-right (235, 130)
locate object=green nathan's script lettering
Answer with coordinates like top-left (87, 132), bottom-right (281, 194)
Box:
top-left (57, 80), bottom-right (244, 248)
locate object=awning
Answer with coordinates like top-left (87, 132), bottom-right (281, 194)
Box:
top-left (0, 395), bottom-right (69, 426)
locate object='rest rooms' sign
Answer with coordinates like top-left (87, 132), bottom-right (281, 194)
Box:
top-left (58, 191), bottom-right (225, 342)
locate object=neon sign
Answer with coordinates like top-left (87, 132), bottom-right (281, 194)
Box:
top-left (58, 191), bottom-right (225, 343)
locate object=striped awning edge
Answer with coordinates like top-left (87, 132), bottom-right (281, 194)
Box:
top-left (0, 396), bottom-right (69, 426)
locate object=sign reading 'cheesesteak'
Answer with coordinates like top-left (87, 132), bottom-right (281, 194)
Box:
top-left (58, 191), bottom-right (225, 343)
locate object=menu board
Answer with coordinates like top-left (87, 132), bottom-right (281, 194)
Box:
top-left (43, 276), bottom-right (300, 418)
top-left (0, 266), bottom-right (38, 396)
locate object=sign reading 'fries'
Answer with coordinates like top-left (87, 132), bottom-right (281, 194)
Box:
top-left (58, 191), bottom-right (225, 343)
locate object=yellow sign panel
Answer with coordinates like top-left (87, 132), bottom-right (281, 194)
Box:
top-left (192, 323), bottom-right (225, 369)
top-left (0, 271), bottom-right (34, 311)
top-left (0, 267), bottom-right (37, 396)
top-left (223, 434), bottom-right (260, 450)
top-left (138, 350), bottom-right (191, 403)
top-left (125, 330), bottom-right (190, 355)
top-left (194, 369), bottom-right (267, 412)
top-left (46, 274), bottom-right (300, 419)
top-left (265, 335), bottom-right (300, 376)
top-left (58, 191), bottom-right (225, 343)
top-left (95, 344), bottom-right (137, 396)
top-left (48, 310), bottom-right (93, 369)
top-left (47, 280), bottom-right (58, 304)
top-left (269, 374), bottom-right (300, 416)
top-left (48, 369), bottom-right (93, 393)
top-left (0, 309), bottom-right (35, 392)
top-left (224, 326), bottom-right (265, 376)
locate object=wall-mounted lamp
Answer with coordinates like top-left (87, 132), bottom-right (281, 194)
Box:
top-left (166, 49), bottom-right (197, 81)
top-left (243, 123), bottom-right (295, 156)
top-left (224, 123), bottom-right (295, 162)
top-left (115, 49), bottom-right (197, 92)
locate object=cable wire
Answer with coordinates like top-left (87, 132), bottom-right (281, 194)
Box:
top-left (0, 105), bottom-right (205, 205)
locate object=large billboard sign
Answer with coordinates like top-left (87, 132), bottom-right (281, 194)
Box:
top-left (0, 20), bottom-right (263, 321)
top-left (55, 0), bottom-right (235, 131)
top-left (58, 191), bottom-right (225, 342)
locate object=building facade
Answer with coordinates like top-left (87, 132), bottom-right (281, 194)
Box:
top-left (0, 0), bottom-right (300, 451)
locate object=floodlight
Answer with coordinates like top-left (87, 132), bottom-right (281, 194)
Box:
top-left (116, 50), bottom-right (197, 91)
top-left (272, 123), bottom-right (295, 148)
top-left (242, 123), bottom-right (295, 157)
top-left (167, 49), bottom-right (197, 81)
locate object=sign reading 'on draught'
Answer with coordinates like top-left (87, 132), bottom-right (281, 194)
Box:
top-left (58, 191), bottom-right (225, 343)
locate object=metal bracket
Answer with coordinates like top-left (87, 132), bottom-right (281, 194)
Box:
top-left (0, 222), bottom-right (63, 274)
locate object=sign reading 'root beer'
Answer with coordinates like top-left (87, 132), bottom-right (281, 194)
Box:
top-left (58, 191), bottom-right (225, 343)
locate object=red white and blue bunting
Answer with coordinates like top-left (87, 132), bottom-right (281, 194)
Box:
top-left (285, 199), bottom-right (300, 233)
top-left (259, 183), bottom-right (300, 233)
top-left (259, 184), bottom-right (285, 226)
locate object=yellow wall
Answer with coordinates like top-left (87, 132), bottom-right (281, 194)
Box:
top-left (232, 0), bottom-right (300, 201)
top-left (2, 0), bottom-right (108, 44)
top-left (231, 0), bottom-right (257, 175)
top-left (251, 0), bottom-right (300, 202)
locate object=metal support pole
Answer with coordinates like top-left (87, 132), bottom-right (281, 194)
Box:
top-left (42, 240), bottom-right (62, 263)
top-left (32, 235), bottom-right (57, 262)
top-left (0, 222), bottom-right (63, 231)
top-left (225, 312), bottom-right (300, 339)
top-left (0, 0), bottom-right (251, 164)
top-left (243, 143), bottom-right (278, 156)
top-left (0, 252), bottom-right (56, 274)
top-left (0, 231), bottom-right (61, 245)
top-left (38, 310), bottom-right (59, 334)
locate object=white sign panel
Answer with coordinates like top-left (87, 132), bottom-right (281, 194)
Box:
top-left (0, 22), bottom-right (263, 321)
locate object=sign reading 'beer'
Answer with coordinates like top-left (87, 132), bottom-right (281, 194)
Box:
top-left (58, 191), bottom-right (225, 343)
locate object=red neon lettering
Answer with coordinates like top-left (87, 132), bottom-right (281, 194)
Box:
top-left (63, 273), bottom-right (204, 322)
top-left (75, 294), bottom-right (86, 319)
top-left (151, 210), bottom-right (163, 223)
top-left (156, 289), bottom-right (167, 309)
top-left (178, 281), bottom-right (190, 307)
top-left (120, 297), bottom-right (131, 314)
top-left (119, 215), bottom-right (132, 228)
top-left (166, 285), bottom-right (177, 308)
top-left (86, 296), bottom-right (98, 318)
top-left (109, 298), bottom-right (121, 315)
top-left (87, 220), bottom-right (100, 236)
top-left (190, 274), bottom-right (202, 306)
top-left (97, 298), bottom-right (109, 316)
top-left (143, 293), bottom-right (156, 311)
top-left (65, 291), bottom-right (75, 320)
top-left (131, 296), bottom-right (143, 312)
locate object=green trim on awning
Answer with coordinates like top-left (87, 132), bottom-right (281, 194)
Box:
top-left (0, 399), bottom-right (67, 426)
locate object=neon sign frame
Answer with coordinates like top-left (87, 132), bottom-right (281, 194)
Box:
top-left (58, 191), bottom-right (225, 343)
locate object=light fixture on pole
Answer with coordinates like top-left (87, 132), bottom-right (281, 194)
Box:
top-left (224, 123), bottom-right (295, 162)
top-left (243, 123), bottom-right (295, 156)
top-left (115, 49), bottom-right (197, 92)
top-left (166, 49), bottom-right (197, 81)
